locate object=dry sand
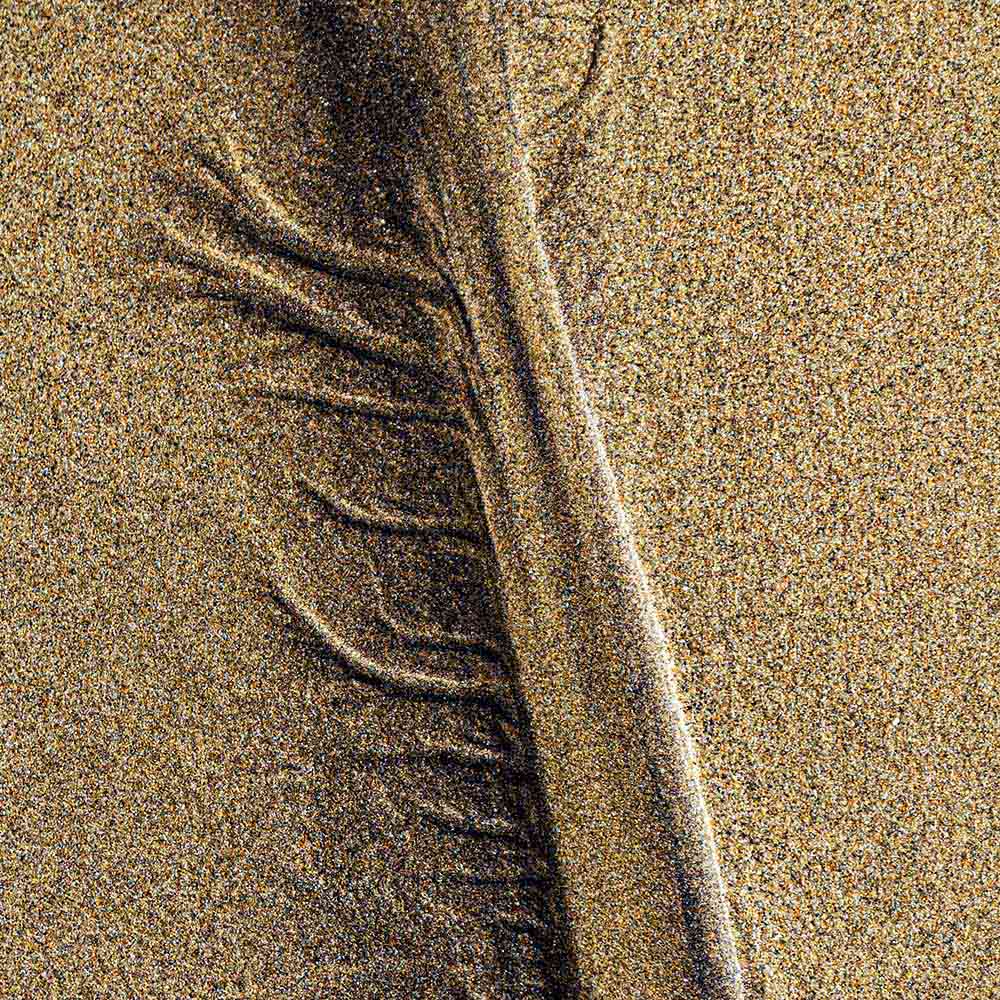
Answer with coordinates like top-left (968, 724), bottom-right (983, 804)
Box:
top-left (1, 1), bottom-right (997, 998)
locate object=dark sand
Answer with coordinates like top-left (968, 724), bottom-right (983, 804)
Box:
top-left (1, 2), bottom-right (996, 998)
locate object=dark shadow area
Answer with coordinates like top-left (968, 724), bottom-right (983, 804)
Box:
top-left (277, 2), bottom-right (588, 996)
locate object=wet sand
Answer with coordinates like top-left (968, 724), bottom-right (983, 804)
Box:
top-left (1, 2), bottom-right (996, 998)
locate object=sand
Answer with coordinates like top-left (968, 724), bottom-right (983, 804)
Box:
top-left (1, 1), bottom-right (996, 998)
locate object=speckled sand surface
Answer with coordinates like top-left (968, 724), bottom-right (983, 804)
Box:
top-left (2, 2), bottom-right (997, 998)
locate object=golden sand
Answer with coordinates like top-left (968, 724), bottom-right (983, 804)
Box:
top-left (1, 2), bottom-right (995, 998)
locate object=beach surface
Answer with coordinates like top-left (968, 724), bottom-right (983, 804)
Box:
top-left (1, 2), bottom-right (996, 997)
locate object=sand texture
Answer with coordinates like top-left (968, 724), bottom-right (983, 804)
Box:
top-left (1, 1), bottom-right (997, 999)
